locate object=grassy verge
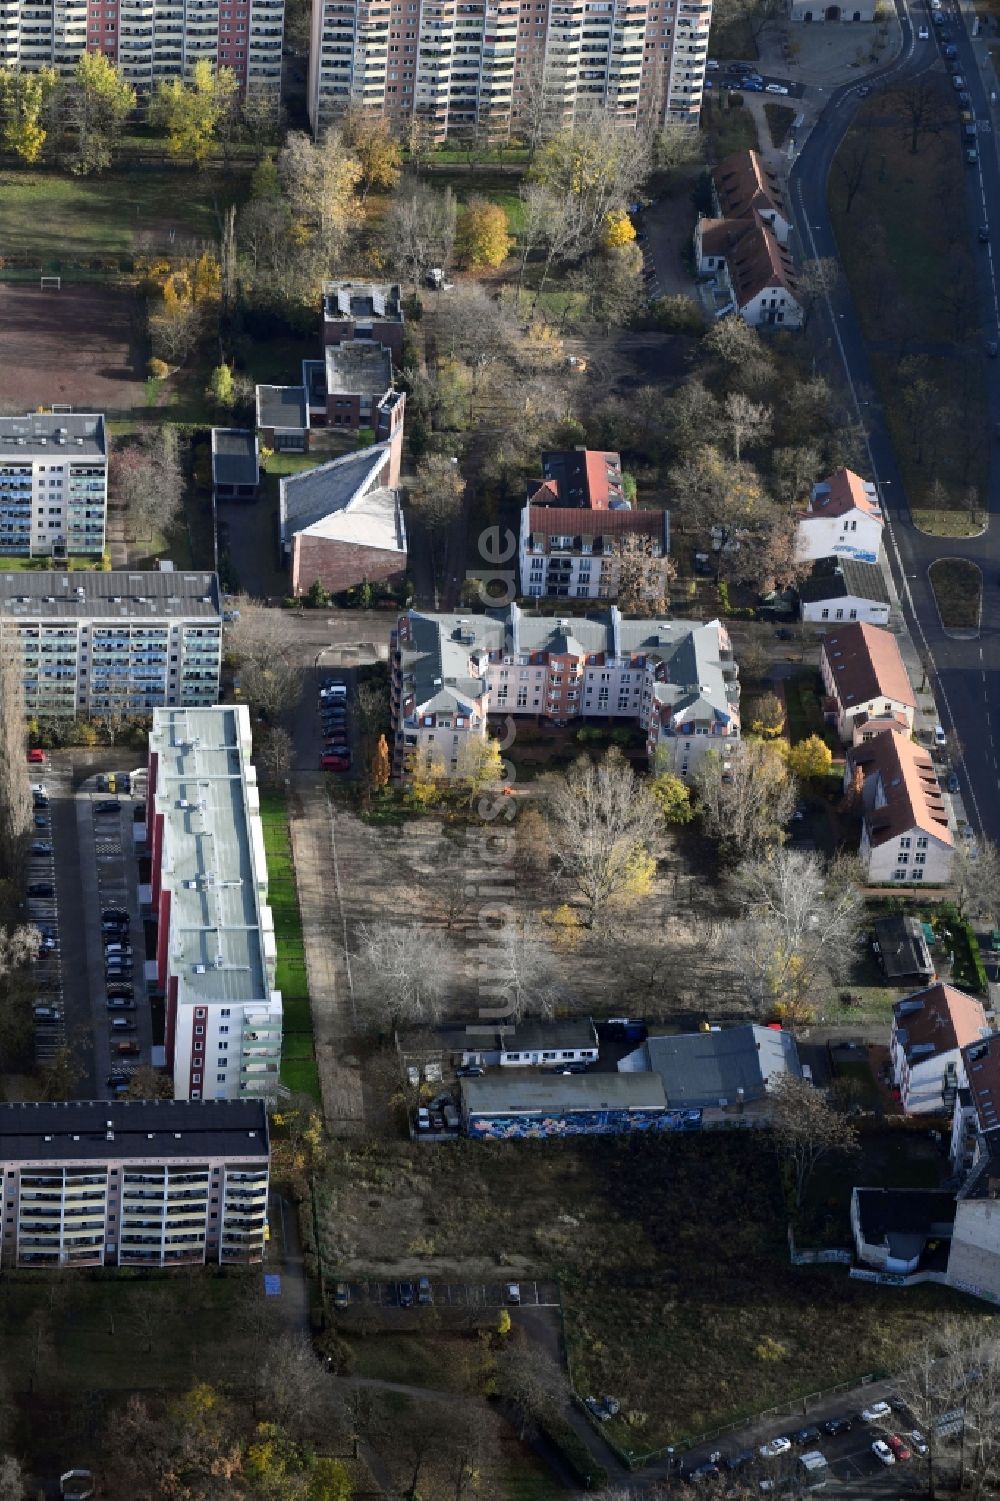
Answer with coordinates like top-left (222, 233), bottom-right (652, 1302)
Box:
top-left (702, 96), bottom-right (760, 159)
top-left (258, 792), bottom-right (319, 1103)
top-left (928, 557), bottom-right (982, 630)
top-left (782, 672), bottom-right (826, 744)
top-left (911, 508), bottom-right (986, 537)
top-left (829, 86), bottom-right (989, 518)
top-left (317, 1133), bottom-right (988, 1457)
top-left (764, 103), bottom-right (796, 149)
top-left (0, 169), bottom-right (246, 261)
top-left (0, 555), bottom-right (101, 571)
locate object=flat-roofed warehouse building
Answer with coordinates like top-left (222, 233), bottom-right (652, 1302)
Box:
top-left (460, 1073), bottom-right (703, 1139)
top-left (147, 706), bottom-right (282, 1103)
top-left (0, 569), bottom-right (222, 719)
top-left (0, 1098), bottom-right (269, 1270)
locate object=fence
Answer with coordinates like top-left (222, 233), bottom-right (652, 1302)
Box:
top-left (787, 1224), bottom-right (854, 1266)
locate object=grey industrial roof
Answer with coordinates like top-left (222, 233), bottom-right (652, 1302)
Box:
top-left (0, 570), bottom-right (220, 620)
top-left (395, 605), bottom-right (736, 728)
top-left (0, 412), bottom-right (105, 458)
top-left (633, 1025), bottom-right (801, 1108)
top-left (499, 1019), bottom-right (598, 1053)
top-left (462, 1073), bottom-right (667, 1116)
top-left (256, 384), bottom-right (308, 431)
top-left (0, 1098), bottom-right (268, 1162)
top-left (323, 281), bottom-right (403, 322)
top-left (873, 915), bottom-right (934, 982)
top-left (799, 556), bottom-right (890, 606)
top-left (279, 444), bottom-right (404, 556)
top-left (325, 341), bottom-right (393, 397)
top-left (211, 428), bottom-right (259, 488)
top-left (854, 1187), bottom-right (956, 1259)
top-left (150, 707), bottom-right (277, 1012)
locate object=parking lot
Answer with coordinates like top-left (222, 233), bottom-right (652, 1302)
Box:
top-left (25, 757), bottom-right (154, 1099)
top-left (332, 1278), bottom-right (561, 1310)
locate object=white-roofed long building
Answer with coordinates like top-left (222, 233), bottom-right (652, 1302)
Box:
top-left (147, 706), bottom-right (282, 1103)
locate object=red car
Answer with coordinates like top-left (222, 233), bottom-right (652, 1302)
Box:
top-left (887, 1435), bottom-right (911, 1463)
top-left (320, 752), bottom-right (350, 771)
top-left (26, 749), bottom-right (45, 765)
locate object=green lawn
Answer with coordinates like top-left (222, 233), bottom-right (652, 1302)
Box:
top-left (0, 555), bottom-right (101, 571)
top-left (829, 87), bottom-right (988, 516)
top-left (0, 169), bottom-right (246, 263)
top-left (782, 672), bottom-right (826, 744)
top-left (258, 792), bottom-right (319, 1103)
top-left (929, 557), bottom-right (982, 630)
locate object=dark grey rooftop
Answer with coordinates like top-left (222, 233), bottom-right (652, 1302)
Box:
top-left (0, 570), bottom-right (221, 620)
top-left (323, 281), bottom-right (403, 323)
top-left (854, 1187), bottom-right (956, 1259)
top-left (632, 1024), bottom-right (801, 1109)
top-left (256, 385), bottom-right (308, 431)
top-left (500, 1019), bottom-right (598, 1054)
top-left (873, 914), bottom-right (934, 982)
top-left (211, 428), bottom-right (259, 488)
top-left (461, 1073), bottom-right (666, 1115)
top-left (325, 341), bottom-right (393, 397)
top-left (799, 556), bottom-right (890, 606)
top-left (279, 445), bottom-right (391, 543)
top-left (0, 412), bottom-right (105, 459)
top-left (0, 1098), bottom-right (269, 1162)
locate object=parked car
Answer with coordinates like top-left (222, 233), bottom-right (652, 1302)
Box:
top-left (907, 1431), bottom-right (929, 1457)
top-left (765, 81), bottom-right (789, 94)
top-left (504, 1282), bottom-right (521, 1304)
top-left (333, 1282), bottom-right (351, 1309)
top-left (861, 1402), bottom-right (892, 1423)
top-left (106, 1074), bottom-right (130, 1091)
top-left (102, 908), bottom-right (129, 922)
top-left (918, 23), bottom-right (928, 36)
top-left (823, 1417), bottom-right (852, 1437)
top-left (759, 1438), bottom-right (792, 1459)
top-left (34, 816), bottom-right (49, 829)
top-left (887, 1435), bottom-right (911, 1462)
top-left (27, 749), bottom-right (45, 765)
top-left (417, 1276), bottom-right (433, 1305)
top-left (398, 1281), bottom-right (415, 1308)
top-left (792, 1427), bottom-right (820, 1446)
top-left (32, 794), bottom-right (49, 809)
top-left (30, 842), bottom-right (52, 856)
top-left (872, 1440), bottom-right (895, 1466)
top-left (724, 1450), bottom-right (754, 1472)
top-left (687, 1463), bottom-right (721, 1482)
top-left (106, 984), bottom-right (134, 1000)
top-left (114, 1040), bottom-right (141, 1056)
top-left (94, 800), bottom-right (121, 814)
top-left (107, 998), bottom-right (137, 1011)
top-left (33, 1006), bottom-right (62, 1021)
top-left (416, 1107), bottom-right (431, 1131)
top-left (320, 752), bottom-right (350, 771)
top-left (947, 770), bottom-right (960, 793)
top-left (27, 883), bottom-right (54, 898)
top-left (933, 724), bottom-right (947, 746)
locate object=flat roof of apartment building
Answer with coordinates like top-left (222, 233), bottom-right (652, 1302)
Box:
top-left (323, 281), bottom-right (403, 322)
top-left (0, 571), bottom-right (221, 620)
top-left (0, 412), bottom-right (106, 458)
top-left (0, 1098), bottom-right (268, 1162)
top-left (325, 341), bottom-right (393, 396)
top-left (150, 706), bottom-right (276, 1011)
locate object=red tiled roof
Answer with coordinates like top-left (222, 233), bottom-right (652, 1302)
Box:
top-left (895, 983), bottom-right (987, 1058)
top-left (823, 622), bottom-right (916, 710)
top-left (714, 149), bottom-right (787, 223)
top-left (528, 506), bottom-right (667, 540)
top-left (728, 216), bottom-right (798, 308)
top-left (811, 469), bottom-right (882, 521)
top-left (849, 731), bottom-right (953, 848)
top-left (963, 1033), bottom-right (1000, 1133)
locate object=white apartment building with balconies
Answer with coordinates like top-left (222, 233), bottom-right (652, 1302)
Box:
top-left (147, 706), bottom-right (283, 1103)
top-left (308, 0), bottom-right (709, 136)
top-left (0, 412), bottom-right (106, 559)
top-left (0, 569), bottom-right (222, 720)
top-left (0, 1098), bottom-right (269, 1269)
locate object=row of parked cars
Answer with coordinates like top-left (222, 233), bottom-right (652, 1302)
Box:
top-left (27, 772), bottom-right (65, 1064)
top-left (318, 680), bottom-right (351, 773)
top-left (94, 788), bottom-right (143, 1093)
top-left (686, 1400), bottom-right (929, 1485)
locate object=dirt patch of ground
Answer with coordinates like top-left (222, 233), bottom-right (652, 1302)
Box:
top-left (929, 557), bottom-right (983, 630)
top-left (0, 283), bottom-right (145, 416)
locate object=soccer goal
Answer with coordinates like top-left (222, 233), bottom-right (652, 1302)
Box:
top-left (39, 275), bottom-right (61, 291)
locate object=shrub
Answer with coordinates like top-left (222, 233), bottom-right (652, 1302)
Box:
top-left (147, 357), bottom-right (169, 379)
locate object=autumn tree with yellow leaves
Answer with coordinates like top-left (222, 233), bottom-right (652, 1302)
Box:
top-left (0, 67), bottom-right (56, 163)
top-left (52, 52), bottom-right (136, 175)
top-left (152, 58), bottom-right (237, 164)
top-left (456, 195), bottom-right (512, 269)
top-left (341, 105), bottom-right (402, 197)
top-left (602, 208), bottom-right (636, 248)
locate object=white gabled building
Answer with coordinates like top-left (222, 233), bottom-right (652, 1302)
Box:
top-left (890, 983), bottom-right (988, 1114)
top-left (795, 469), bottom-right (884, 564)
top-left (845, 726), bottom-right (954, 887)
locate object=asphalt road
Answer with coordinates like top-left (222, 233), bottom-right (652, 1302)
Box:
top-left (791, 0), bottom-right (1000, 843)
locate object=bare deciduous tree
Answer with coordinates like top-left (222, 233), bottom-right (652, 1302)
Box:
top-left (770, 1073), bottom-right (858, 1209)
top-left (111, 426), bottom-right (184, 544)
top-left (226, 596), bottom-right (301, 723)
top-left (477, 915), bottom-right (563, 1024)
top-left (257, 726), bottom-right (294, 786)
top-left (408, 453), bottom-right (465, 532)
top-left (384, 178), bottom-right (458, 288)
top-left (722, 392), bottom-right (773, 464)
top-left (493, 1338), bottom-right (566, 1439)
top-left (545, 749), bottom-right (659, 928)
top-left (356, 923), bottom-right (450, 1030)
top-left (614, 532), bottom-right (674, 615)
top-left (951, 836), bottom-right (1000, 923)
top-left (0, 629), bottom-right (32, 881)
top-left (727, 849), bottom-right (865, 1019)
top-left (694, 741), bottom-right (798, 857)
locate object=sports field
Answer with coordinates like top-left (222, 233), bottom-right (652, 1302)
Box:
top-left (0, 283), bottom-right (145, 414)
